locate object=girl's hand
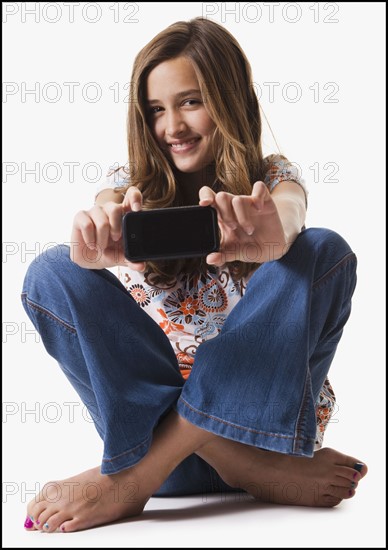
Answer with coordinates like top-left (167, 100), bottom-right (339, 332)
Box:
top-left (70, 187), bottom-right (146, 270)
top-left (199, 181), bottom-right (288, 265)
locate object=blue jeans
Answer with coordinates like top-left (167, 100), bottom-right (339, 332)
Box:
top-left (21, 228), bottom-right (357, 496)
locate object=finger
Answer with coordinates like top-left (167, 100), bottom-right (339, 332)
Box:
top-left (214, 191), bottom-right (238, 230)
top-left (123, 186), bottom-right (142, 212)
top-left (107, 251), bottom-right (146, 272)
top-left (95, 237), bottom-right (145, 272)
top-left (104, 202), bottom-right (124, 241)
top-left (73, 210), bottom-right (97, 250)
top-left (231, 195), bottom-right (255, 235)
top-left (111, 237), bottom-right (146, 272)
top-left (122, 259), bottom-right (146, 272)
top-left (199, 186), bottom-right (216, 206)
top-left (206, 251), bottom-right (225, 266)
top-left (89, 206), bottom-right (111, 251)
top-left (251, 181), bottom-right (270, 211)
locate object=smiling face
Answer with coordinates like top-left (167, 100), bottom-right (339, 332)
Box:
top-left (146, 56), bottom-right (216, 181)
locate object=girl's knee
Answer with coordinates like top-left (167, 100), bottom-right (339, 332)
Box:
top-left (22, 245), bottom-right (73, 292)
top-left (281, 228), bottom-right (356, 283)
top-left (296, 227), bottom-right (355, 263)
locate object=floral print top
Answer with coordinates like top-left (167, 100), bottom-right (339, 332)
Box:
top-left (97, 155), bottom-right (333, 449)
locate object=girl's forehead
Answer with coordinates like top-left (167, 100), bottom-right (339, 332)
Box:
top-left (148, 57), bottom-right (196, 80)
top-left (147, 58), bottom-right (200, 95)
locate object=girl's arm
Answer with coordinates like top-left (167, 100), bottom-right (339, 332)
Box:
top-left (270, 180), bottom-right (306, 245)
top-left (94, 188), bottom-right (123, 206)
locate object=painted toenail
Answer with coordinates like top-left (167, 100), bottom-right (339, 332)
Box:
top-left (348, 490), bottom-right (353, 496)
top-left (353, 462), bottom-right (364, 472)
top-left (61, 526), bottom-right (65, 532)
top-left (44, 523), bottom-right (49, 529)
top-left (353, 471), bottom-right (358, 479)
top-left (29, 515), bottom-right (34, 521)
top-left (36, 520), bottom-right (40, 525)
top-left (24, 517), bottom-right (34, 528)
top-left (351, 481), bottom-right (356, 488)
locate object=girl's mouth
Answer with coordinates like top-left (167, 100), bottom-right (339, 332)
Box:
top-left (168, 138), bottom-right (201, 153)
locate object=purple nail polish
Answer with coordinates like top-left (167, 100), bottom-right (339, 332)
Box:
top-left (36, 520), bottom-right (40, 525)
top-left (353, 471), bottom-right (358, 479)
top-left (348, 489), bottom-right (353, 496)
top-left (24, 517), bottom-right (34, 529)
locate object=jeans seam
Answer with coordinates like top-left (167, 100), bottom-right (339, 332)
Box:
top-left (179, 397), bottom-right (312, 443)
top-left (293, 370), bottom-right (311, 453)
top-left (312, 252), bottom-right (356, 290)
top-left (21, 293), bottom-right (76, 334)
top-left (102, 435), bottom-right (151, 464)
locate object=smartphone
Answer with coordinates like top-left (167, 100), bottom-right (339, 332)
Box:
top-left (122, 205), bottom-right (220, 262)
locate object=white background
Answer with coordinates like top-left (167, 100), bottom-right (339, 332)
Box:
top-left (3, 2), bottom-right (386, 547)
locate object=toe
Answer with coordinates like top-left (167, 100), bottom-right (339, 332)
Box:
top-left (328, 484), bottom-right (355, 500)
top-left (335, 452), bottom-right (368, 479)
top-left (334, 471), bottom-right (359, 489)
top-left (23, 516), bottom-right (37, 530)
top-left (321, 494), bottom-right (342, 507)
top-left (27, 501), bottom-right (47, 530)
top-left (41, 512), bottom-right (69, 533)
top-left (60, 518), bottom-right (83, 533)
top-left (36, 508), bottom-right (59, 532)
top-left (335, 465), bottom-right (362, 483)
top-left (353, 462), bottom-right (368, 478)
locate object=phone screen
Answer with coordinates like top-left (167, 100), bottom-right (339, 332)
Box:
top-left (123, 206), bottom-right (220, 261)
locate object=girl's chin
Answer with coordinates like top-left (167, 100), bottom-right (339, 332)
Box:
top-left (174, 165), bottom-right (201, 173)
top-left (171, 157), bottom-right (213, 174)
top-left (172, 162), bottom-right (203, 174)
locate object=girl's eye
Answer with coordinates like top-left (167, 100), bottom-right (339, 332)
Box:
top-left (148, 107), bottom-right (163, 116)
top-left (148, 99), bottom-right (201, 115)
top-left (183, 99), bottom-right (201, 106)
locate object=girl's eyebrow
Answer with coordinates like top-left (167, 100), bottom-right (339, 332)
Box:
top-left (147, 89), bottom-right (201, 104)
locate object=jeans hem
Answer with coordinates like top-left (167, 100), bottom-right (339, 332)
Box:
top-left (100, 435), bottom-right (151, 474)
top-left (177, 397), bottom-right (315, 458)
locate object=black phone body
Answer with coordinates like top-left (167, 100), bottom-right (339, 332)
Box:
top-left (122, 205), bottom-right (220, 262)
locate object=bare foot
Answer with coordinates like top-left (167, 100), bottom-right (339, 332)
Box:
top-left (23, 412), bottom-right (217, 532)
top-left (23, 464), bottom-right (158, 533)
top-left (198, 443), bottom-right (368, 507)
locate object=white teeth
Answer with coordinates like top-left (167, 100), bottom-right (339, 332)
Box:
top-left (170, 139), bottom-right (198, 148)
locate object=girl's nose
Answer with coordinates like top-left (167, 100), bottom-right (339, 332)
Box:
top-left (165, 110), bottom-right (187, 138)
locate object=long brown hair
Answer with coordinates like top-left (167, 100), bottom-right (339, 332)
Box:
top-left (117, 17), bottom-right (265, 283)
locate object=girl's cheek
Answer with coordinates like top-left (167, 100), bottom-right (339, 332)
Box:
top-left (147, 117), bottom-right (160, 137)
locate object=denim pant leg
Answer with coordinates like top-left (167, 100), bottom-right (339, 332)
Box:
top-left (177, 228), bottom-right (357, 457)
top-left (21, 245), bottom-right (237, 495)
top-left (21, 245), bottom-right (189, 474)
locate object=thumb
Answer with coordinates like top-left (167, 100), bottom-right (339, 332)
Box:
top-left (113, 244), bottom-right (146, 272)
top-left (199, 186), bottom-right (216, 206)
top-left (206, 252), bottom-right (224, 267)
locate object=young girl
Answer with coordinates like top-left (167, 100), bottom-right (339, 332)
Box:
top-left (22, 17), bottom-right (367, 533)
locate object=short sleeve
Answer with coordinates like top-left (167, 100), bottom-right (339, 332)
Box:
top-left (94, 164), bottom-right (130, 199)
top-left (263, 154), bottom-right (308, 207)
